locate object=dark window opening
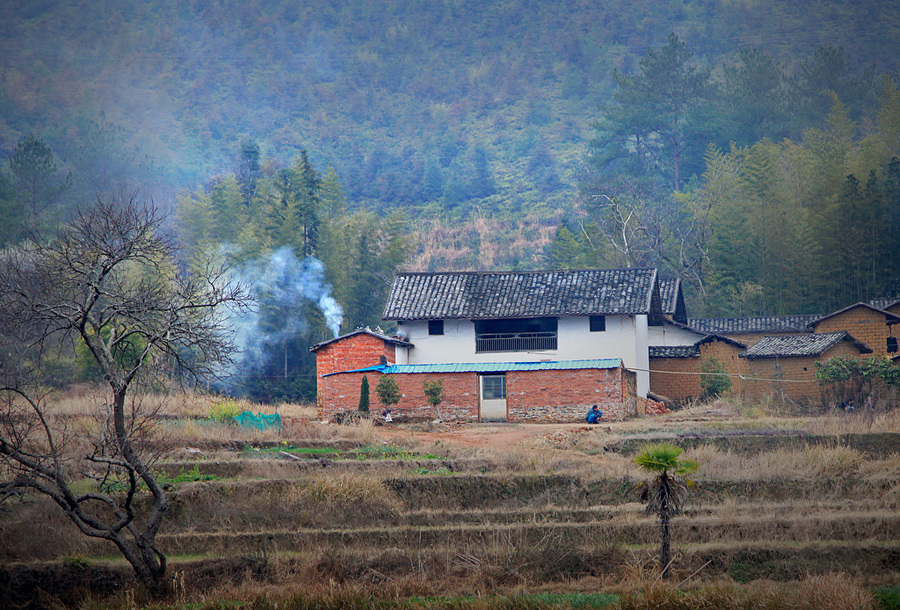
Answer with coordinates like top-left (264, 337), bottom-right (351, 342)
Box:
top-left (481, 374), bottom-right (506, 400)
top-left (888, 336), bottom-right (898, 353)
top-left (428, 320), bottom-right (444, 335)
top-left (589, 315), bottom-right (606, 332)
top-left (474, 317), bottom-right (557, 352)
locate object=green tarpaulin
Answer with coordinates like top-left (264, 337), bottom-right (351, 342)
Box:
top-left (233, 411), bottom-right (283, 430)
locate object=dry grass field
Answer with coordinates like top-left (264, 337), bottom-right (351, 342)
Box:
top-left (2, 389), bottom-right (899, 609)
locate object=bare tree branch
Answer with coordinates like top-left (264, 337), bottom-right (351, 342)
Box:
top-left (0, 197), bottom-right (251, 591)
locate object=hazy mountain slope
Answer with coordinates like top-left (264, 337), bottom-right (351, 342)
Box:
top-left (1, 0), bottom-right (897, 255)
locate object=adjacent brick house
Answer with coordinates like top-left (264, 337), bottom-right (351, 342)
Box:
top-left (808, 303), bottom-right (900, 358)
top-left (311, 329), bottom-right (412, 412)
top-left (739, 331), bottom-right (873, 402)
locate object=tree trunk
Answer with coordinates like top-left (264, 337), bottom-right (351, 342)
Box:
top-left (660, 507), bottom-right (671, 578)
top-left (112, 388), bottom-right (168, 591)
top-left (659, 473), bottom-right (672, 579)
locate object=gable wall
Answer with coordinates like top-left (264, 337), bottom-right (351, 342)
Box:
top-left (813, 308), bottom-right (893, 356)
top-left (315, 335), bottom-right (397, 404)
top-left (648, 323), bottom-right (705, 346)
top-left (701, 340), bottom-right (748, 398)
top-left (315, 334), bottom-right (397, 376)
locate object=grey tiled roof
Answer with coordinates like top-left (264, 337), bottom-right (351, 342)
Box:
top-left (649, 345), bottom-right (699, 359)
top-left (868, 297), bottom-right (900, 310)
top-left (696, 334), bottom-right (746, 349)
top-left (657, 278), bottom-right (680, 315)
top-left (309, 329), bottom-right (413, 352)
top-left (688, 315), bottom-right (820, 335)
top-left (383, 268), bottom-right (660, 320)
top-left (742, 331), bottom-right (872, 359)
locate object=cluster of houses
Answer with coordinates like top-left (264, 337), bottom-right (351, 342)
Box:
top-left (311, 268), bottom-right (900, 423)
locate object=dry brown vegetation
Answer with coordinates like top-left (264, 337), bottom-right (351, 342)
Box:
top-left (2, 388), bottom-right (899, 609)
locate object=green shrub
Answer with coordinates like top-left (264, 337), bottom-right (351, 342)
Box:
top-left (359, 375), bottom-right (370, 412)
top-left (63, 554), bottom-right (91, 571)
top-left (375, 375), bottom-right (401, 407)
top-left (700, 356), bottom-right (731, 399)
top-left (874, 585), bottom-right (900, 609)
top-left (163, 464), bottom-right (218, 485)
top-left (423, 379), bottom-right (444, 415)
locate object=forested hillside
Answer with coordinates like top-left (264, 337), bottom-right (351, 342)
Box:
top-left (1, 0), bottom-right (897, 219)
top-left (2, 0), bottom-right (900, 400)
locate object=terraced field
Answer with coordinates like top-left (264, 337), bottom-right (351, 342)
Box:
top-left (2, 406), bottom-right (899, 607)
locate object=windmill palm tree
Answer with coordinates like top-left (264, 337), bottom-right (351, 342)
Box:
top-left (634, 443), bottom-right (699, 579)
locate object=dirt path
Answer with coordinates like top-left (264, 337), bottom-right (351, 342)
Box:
top-left (383, 422), bottom-right (604, 449)
top-left (376, 409), bottom-right (741, 450)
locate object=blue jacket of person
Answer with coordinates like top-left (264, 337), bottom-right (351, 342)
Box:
top-left (586, 406), bottom-right (602, 423)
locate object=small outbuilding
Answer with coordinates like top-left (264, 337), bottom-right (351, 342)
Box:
top-left (739, 331), bottom-right (872, 402)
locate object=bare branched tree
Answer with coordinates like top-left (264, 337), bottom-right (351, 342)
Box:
top-left (0, 198), bottom-right (250, 591)
top-left (584, 177), bottom-right (714, 301)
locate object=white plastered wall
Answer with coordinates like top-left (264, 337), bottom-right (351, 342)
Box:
top-left (647, 321), bottom-right (706, 346)
top-left (397, 314), bottom-right (650, 397)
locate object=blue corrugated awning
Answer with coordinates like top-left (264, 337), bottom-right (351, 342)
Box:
top-left (323, 358), bottom-right (622, 377)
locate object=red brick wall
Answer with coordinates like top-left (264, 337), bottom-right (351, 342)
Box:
top-left (506, 367), bottom-right (634, 422)
top-left (318, 371), bottom-right (481, 421)
top-left (813, 308), bottom-right (895, 357)
top-left (315, 334), bottom-right (396, 407)
top-left (317, 367), bottom-right (635, 423)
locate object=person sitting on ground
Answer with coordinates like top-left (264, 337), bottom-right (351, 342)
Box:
top-left (586, 404), bottom-right (602, 424)
top-left (382, 408), bottom-right (393, 423)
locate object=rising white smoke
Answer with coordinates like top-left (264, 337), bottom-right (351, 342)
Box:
top-left (230, 247), bottom-right (344, 372)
